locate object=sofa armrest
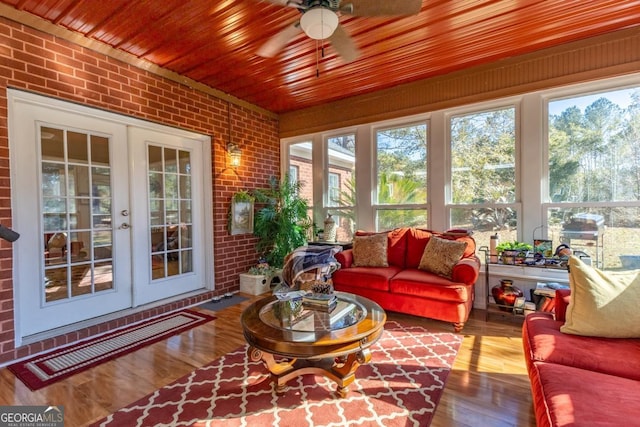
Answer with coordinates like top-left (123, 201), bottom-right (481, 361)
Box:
top-left (335, 249), bottom-right (354, 268)
top-left (451, 256), bottom-right (480, 285)
top-left (554, 288), bottom-right (572, 322)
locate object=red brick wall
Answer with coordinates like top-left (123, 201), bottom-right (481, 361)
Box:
top-left (0, 18), bottom-right (279, 364)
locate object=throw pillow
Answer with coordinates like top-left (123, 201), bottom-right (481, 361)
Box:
top-left (418, 236), bottom-right (467, 279)
top-left (352, 233), bottom-right (388, 267)
top-left (561, 255), bottom-right (640, 338)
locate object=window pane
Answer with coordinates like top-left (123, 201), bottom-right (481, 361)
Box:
top-left (328, 134), bottom-right (356, 209)
top-left (545, 206), bottom-right (640, 270)
top-left (450, 207), bottom-right (518, 256)
top-left (67, 131), bottom-right (88, 164)
top-left (41, 127), bottom-right (64, 161)
top-left (548, 88), bottom-right (640, 203)
top-left (377, 209), bottom-right (427, 231)
top-left (327, 209), bottom-right (355, 242)
top-left (451, 108), bottom-right (515, 204)
top-left (376, 124), bottom-right (426, 205)
top-left (289, 141), bottom-right (313, 205)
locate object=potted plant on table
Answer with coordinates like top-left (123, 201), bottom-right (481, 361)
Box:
top-left (496, 241), bottom-right (533, 265)
top-left (252, 174), bottom-right (313, 269)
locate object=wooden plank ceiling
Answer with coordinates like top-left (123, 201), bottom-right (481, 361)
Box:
top-left (2, 0), bottom-right (640, 114)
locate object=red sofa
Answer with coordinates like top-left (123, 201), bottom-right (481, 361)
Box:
top-left (332, 227), bottom-right (480, 332)
top-left (522, 289), bottom-right (640, 426)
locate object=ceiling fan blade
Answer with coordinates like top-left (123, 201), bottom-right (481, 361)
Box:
top-left (257, 21), bottom-right (302, 58)
top-left (329, 24), bottom-right (361, 63)
top-left (260, 0), bottom-right (303, 8)
top-left (341, 0), bottom-right (422, 16)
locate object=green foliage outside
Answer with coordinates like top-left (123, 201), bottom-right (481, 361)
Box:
top-left (375, 124), bottom-right (427, 230)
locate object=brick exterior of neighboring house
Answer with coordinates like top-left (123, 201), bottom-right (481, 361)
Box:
top-left (0, 18), bottom-right (279, 364)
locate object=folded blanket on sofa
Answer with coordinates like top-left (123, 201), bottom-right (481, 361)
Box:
top-left (281, 245), bottom-right (342, 289)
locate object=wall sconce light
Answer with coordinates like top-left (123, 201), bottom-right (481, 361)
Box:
top-left (227, 142), bottom-right (241, 167)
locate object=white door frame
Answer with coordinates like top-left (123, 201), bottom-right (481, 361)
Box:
top-left (8, 89), bottom-right (214, 345)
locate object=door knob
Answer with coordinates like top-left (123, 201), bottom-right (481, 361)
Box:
top-left (121, 210), bottom-right (129, 216)
top-left (119, 223), bottom-right (131, 230)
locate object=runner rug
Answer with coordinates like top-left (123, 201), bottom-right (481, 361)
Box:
top-left (9, 309), bottom-right (216, 391)
top-left (92, 320), bottom-right (462, 427)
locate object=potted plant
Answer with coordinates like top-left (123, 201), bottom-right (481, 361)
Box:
top-left (496, 241), bottom-right (533, 265)
top-left (239, 258), bottom-right (280, 295)
top-left (252, 174), bottom-right (313, 268)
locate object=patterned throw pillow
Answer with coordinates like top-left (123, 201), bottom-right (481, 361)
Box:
top-left (352, 233), bottom-right (388, 267)
top-left (418, 236), bottom-right (467, 279)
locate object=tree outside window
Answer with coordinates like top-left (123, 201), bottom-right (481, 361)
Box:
top-left (375, 123), bottom-right (427, 231)
top-left (449, 107), bottom-right (519, 252)
top-left (547, 87), bottom-right (640, 270)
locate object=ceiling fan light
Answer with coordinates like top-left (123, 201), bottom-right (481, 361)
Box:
top-left (300, 7), bottom-right (339, 40)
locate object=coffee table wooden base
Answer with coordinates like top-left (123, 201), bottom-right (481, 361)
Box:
top-left (248, 346), bottom-right (372, 398)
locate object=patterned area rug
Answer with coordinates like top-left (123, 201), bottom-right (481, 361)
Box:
top-left (9, 309), bottom-right (216, 391)
top-left (91, 320), bottom-right (462, 427)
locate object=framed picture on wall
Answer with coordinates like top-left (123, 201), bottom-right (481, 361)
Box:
top-left (230, 192), bottom-right (254, 235)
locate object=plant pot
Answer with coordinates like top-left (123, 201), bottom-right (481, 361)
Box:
top-left (501, 250), bottom-right (519, 265)
top-left (239, 273), bottom-right (270, 295)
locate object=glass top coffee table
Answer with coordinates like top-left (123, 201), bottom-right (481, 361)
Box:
top-left (241, 291), bottom-right (386, 397)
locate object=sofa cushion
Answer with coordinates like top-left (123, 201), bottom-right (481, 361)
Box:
top-left (332, 266), bottom-right (401, 292)
top-left (523, 312), bottom-right (640, 381)
top-left (352, 233), bottom-right (388, 267)
top-left (406, 228), bottom-right (476, 269)
top-left (390, 269), bottom-right (471, 303)
top-left (418, 236), bottom-right (467, 279)
top-left (451, 257), bottom-right (481, 286)
top-left (529, 362), bottom-right (640, 427)
top-left (355, 228), bottom-right (408, 268)
top-left (406, 228), bottom-right (433, 268)
top-left (561, 255), bottom-right (640, 338)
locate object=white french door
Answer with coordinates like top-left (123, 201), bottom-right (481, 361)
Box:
top-left (9, 90), bottom-right (210, 340)
top-left (128, 127), bottom-right (206, 306)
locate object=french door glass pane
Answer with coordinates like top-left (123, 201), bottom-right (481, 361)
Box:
top-left (41, 126), bottom-right (114, 303)
top-left (149, 146), bottom-right (193, 280)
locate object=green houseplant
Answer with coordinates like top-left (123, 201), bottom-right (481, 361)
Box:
top-left (252, 175), bottom-right (312, 268)
top-left (496, 241), bottom-right (533, 264)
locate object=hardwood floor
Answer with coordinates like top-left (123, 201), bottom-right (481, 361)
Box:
top-left (0, 294), bottom-right (536, 426)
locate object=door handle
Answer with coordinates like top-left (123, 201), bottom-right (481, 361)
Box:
top-left (119, 223), bottom-right (131, 230)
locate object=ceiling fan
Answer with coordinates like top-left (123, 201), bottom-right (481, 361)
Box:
top-left (257, 0), bottom-right (422, 63)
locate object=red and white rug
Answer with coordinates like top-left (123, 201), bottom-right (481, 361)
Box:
top-left (9, 309), bottom-right (216, 391)
top-left (92, 320), bottom-right (462, 427)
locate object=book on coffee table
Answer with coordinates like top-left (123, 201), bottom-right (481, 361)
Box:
top-left (302, 294), bottom-right (338, 311)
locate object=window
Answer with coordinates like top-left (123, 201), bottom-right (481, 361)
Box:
top-left (289, 165), bottom-right (298, 184)
top-left (288, 140), bottom-right (313, 207)
top-left (282, 75), bottom-right (640, 273)
top-left (546, 86), bottom-right (640, 270)
top-left (375, 123), bottom-right (427, 231)
top-left (328, 173), bottom-right (340, 207)
top-left (327, 134), bottom-right (356, 241)
top-left (449, 106), bottom-right (519, 252)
